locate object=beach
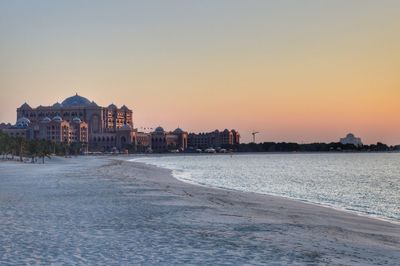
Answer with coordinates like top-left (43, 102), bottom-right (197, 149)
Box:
top-left (0, 156), bottom-right (399, 265)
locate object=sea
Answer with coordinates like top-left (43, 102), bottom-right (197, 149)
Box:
top-left (132, 153), bottom-right (400, 223)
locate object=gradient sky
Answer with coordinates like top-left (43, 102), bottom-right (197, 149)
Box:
top-left (1, 1), bottom-right (399, 144)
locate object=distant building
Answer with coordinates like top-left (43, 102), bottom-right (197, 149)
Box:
top-left (4, 94), bottom-right (135, 152)
top-left (150, 127), bottom-right (188, 153)
top-left (136, 132), bottom-right (152, 152)
top-left (0, 123), bottom-right (12, 130)
top-left (2, 93), bottom-right (240, 153)
top-left (2, 116), bottom-right (89, 147)
top-left (188, 129), bottom-right (240, 149)
top-left (340, 133), bottom-right (363, 147)
top-left (134, 127), bottom-right (188, 153)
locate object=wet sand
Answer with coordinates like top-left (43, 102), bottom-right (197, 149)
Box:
top-left (0, 156), bottom-right (399, 265)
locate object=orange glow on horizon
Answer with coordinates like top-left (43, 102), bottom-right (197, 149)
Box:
top-left (0, 1), bottom-right (399, 144)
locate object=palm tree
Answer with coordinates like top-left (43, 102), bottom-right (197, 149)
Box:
top-left (0, 132), bottom-right (7, 159)
top-left (38, 140), bottom-right (52, 164)
top-left (28, 139), bottom-right (39, 163)
top-left (70, 142), bottom-right (82, 156)
top-left (5, 136), bottom-right (15, 160)
top-left (15, 137), bottom-right (26, 162)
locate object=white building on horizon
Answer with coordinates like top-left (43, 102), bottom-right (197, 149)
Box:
top-left (340, 133), bottom-right (363, 147)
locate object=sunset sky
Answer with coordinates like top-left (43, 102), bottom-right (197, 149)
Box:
top-left (0, 1), bottom-right (399, 144)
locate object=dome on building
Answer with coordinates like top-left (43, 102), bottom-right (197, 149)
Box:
top-left (173, 128), bottom-right (184, 134)
top-left (52, 102), bottom-right (63, 108)
top-left (17, 117), bottom-right (31, 124)
top-left (61, 93), bottom-right (91, 107)
top-left (72, 117), bottom-right (82, 123)
top-left (52, 115), bottom-right (63, 122)
top-left (19, 102), bottom-right (32, 110)
top-left (16, 117), bottom-right (31, 128)
top-left (120, 105), bottom-right (129, 111)
top-left (108, 103), bottom-right (117, 109)
top-left (89, 101), bottom-right (98, 107)
top-left (41, 117), bottom-right (51, 123)
top-left (340, 133), bottom-right (363, 147)
top-left (155, 126), bottom-right (164, 133)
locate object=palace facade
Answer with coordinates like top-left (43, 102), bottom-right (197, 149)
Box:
top-left (188, 129), bottom-right (240, 149)
top-left (1, 93), bottom-right (240, 153)
top-left (135, 127), bottom-right (188, 153)
top-left (3, 94), bottom-right (134, 151)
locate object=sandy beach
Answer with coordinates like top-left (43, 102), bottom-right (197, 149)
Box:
top-left (0, 156), bottom-right (399, 265)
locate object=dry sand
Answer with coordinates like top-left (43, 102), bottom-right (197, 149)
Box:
top-left (0, 156), bottom-right (399, 265)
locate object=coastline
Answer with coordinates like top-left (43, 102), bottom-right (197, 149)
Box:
top-left (1, 156), bottom-right (399, 265)
top-left (126, 155), bottom-right (400, 225)
top-left (114, 157), bottom-right (400, 265)
top-left (130, 153), bottom-right (400, 225)
top-left (172, 171), bottom-right (400, 226)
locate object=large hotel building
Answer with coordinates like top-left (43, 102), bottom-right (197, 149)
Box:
top-left (1, 94), bottom-right (240, 152)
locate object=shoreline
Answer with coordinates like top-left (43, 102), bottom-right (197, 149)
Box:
top-left (1, 156), bottom-right (399, 264)
top-left (173, 173), bottom-right (400, 226)
top-left (119, 158), bottom-right (400, 264)
top-left (129, 155), bottom-right (400, 226)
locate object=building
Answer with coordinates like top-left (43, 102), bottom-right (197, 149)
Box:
top-left (188, 129), bottom-right (240, 149)
top-left (2, 93), bottom-right (240, 153)
top-left (340, 133), bottom-right (363, 147)
top-left (2, 115), bottom-right (89, 148)
top-left (1, 121), bottom-right (29, 139)
top-left (134, 127), bottom-right (189, 153)
top-left (149, 127), bottom-right (188, 153)
top-left (5, 94), bottom-right (135, 151)
top-left (136, 132), bottom-right (152, 152)
top-left (0, 123), bottom-right (12, 130)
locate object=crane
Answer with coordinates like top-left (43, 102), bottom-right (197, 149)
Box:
top-left (252, 132), bottom-right (259, 143)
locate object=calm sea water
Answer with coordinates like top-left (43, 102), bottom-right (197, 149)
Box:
top-left (133, 153), bottom-right (400, 222)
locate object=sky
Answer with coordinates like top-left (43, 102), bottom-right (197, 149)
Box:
top-left (0, 0), bottom-right (399, 144)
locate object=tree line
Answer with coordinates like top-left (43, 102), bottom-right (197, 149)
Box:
top-left (232, 142), bottom-right (399, 153)
top-left (0, 132), bottom-right (85, 163)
